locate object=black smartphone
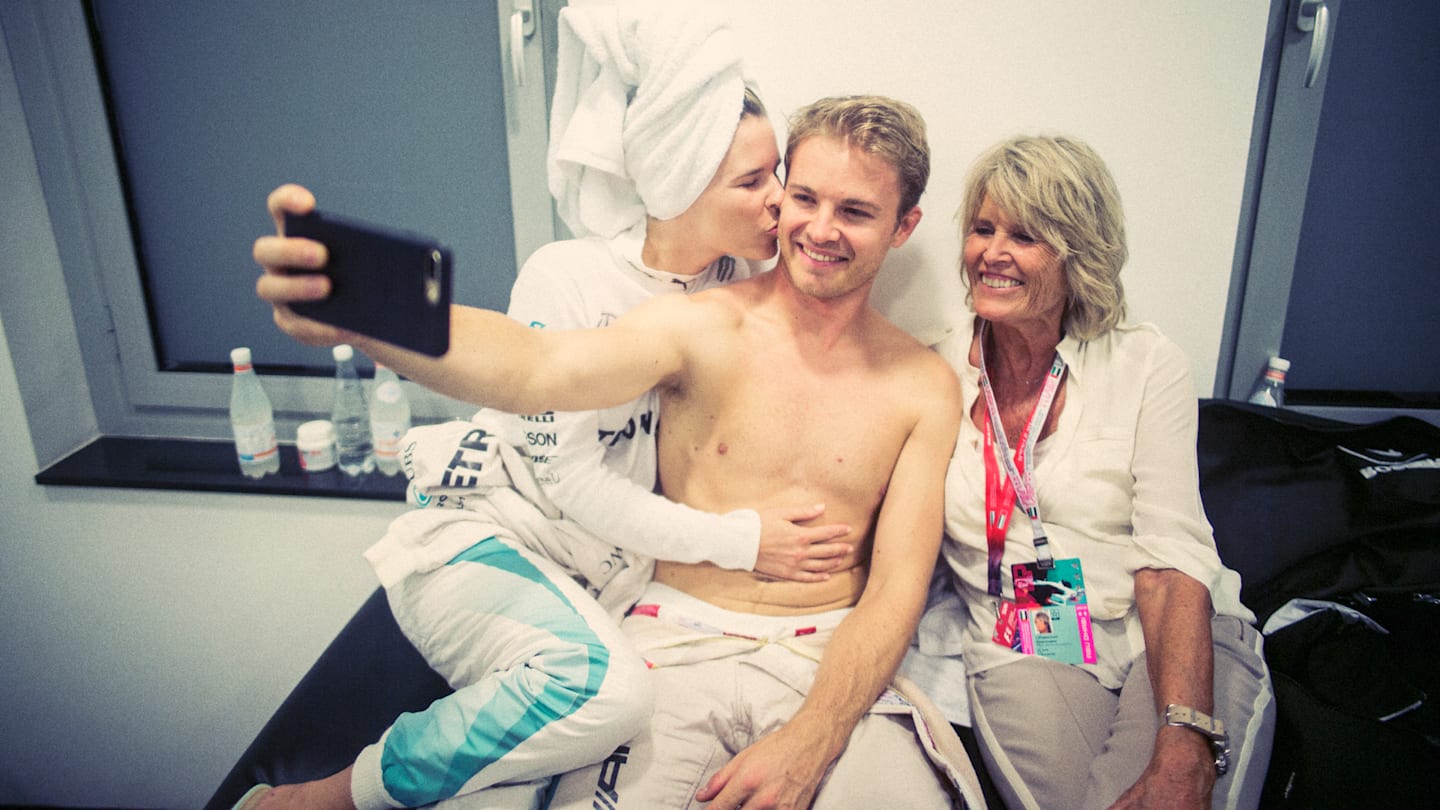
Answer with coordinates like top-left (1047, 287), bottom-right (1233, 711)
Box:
top-left (285, 210), bottom-right (452, 357)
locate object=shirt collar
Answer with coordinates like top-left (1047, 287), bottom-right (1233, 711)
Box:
top-left (958, 310), bottom-right (1087, 386)
top-left (1056, 324), bottom-right (1084, 385)
top-left (612, 226), bottom-right (715, 295)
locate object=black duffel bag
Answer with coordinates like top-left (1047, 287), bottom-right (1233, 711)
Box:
top-left (1197, 401), bottom-right (1440, 808)
top-left (1198, 401), bottom-right (1440, 622)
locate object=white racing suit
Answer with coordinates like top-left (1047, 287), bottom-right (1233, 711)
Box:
top-left (348, 233), bottom-right (765, 809)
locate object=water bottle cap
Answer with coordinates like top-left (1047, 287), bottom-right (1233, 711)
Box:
top-left (230, 347), bottom-right (252, 365)
top-left (332, 344), bottom-right (354, 362)
top-left (297, 419), bottom-right (336, 444)
top-left (1268, 356), bottom-right (1291, 372)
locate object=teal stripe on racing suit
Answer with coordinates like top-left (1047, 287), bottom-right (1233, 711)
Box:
top-left (379, 537), bottom-right (612, 806)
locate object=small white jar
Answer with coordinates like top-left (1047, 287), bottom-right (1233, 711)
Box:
top-left (296, 419), bottom-right (337, 472)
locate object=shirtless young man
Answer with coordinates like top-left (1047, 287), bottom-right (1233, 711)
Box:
top-left (257, 95), bottom-right (964, 809)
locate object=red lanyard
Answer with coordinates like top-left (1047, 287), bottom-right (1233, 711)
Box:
top-left (978, 322), bottom-right (1065, 597)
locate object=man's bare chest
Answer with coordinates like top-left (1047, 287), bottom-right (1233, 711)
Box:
top-left (663, 361), bottom-right (914, 501)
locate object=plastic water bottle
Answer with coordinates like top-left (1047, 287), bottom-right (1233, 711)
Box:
top-left (229, 347), bottom-right (280, 478)
top-left (370, 363), bottom-right (412, 476)
top-left (331, 344), bottom-right (375, 476)
top-left (1247, 356), bottom-right (1290, 407)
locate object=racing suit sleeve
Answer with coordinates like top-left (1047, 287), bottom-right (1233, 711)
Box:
top-left (505, 246), bottom-right (760, 569)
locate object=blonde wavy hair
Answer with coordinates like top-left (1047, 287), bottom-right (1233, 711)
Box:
top-left (785, 95), bottom-right (930, 221)
top-left (958, 135), bottom-right (1128, 340)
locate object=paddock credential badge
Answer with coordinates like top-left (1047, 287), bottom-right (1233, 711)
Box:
top-left (1011, 558), bottom-right (1097, 664)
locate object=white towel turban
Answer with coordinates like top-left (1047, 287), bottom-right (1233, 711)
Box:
top-left (547, 0), bottom-right (748, 239)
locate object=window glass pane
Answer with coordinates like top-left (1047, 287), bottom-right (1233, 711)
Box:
top-left (1280, 0), bottom-right (1440, 406)
top-left (90, 0), bottom-right (518, 375)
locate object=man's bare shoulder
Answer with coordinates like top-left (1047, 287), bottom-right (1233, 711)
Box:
top-left (638, 272), bottom-right (764, 333)
top-left (865, 310), bottom-right (963, 403)
top-left (690, 271), bottom-right (769, 306)
top-left (614, 276), bottom-right (751, 330)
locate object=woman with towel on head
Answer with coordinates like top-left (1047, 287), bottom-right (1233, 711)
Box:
top-left (242, 2), bottom-right (854, 809)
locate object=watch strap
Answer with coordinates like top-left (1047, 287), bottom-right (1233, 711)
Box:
top-left (1164, 703), bottom-right (1231, 776)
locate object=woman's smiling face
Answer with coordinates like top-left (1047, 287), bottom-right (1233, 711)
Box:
top-left (964, 194), bottom-right (1067, 332)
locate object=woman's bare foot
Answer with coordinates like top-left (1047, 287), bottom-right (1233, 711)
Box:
top-left (251, 767), bottom-right (357, 810)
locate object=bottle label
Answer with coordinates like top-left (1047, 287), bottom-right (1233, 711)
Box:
top-left (234, 422), bottom-right (278, 461)
top-left (372, 419), bottom-right (411, 459)
top-left (299, 443), bottom-right (336, 472)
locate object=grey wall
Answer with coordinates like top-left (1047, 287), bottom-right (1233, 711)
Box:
top-left (2, 23), bottom-right (399, 808)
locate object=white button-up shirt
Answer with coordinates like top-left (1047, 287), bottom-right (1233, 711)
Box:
top-left (921, 313), bottom-right (1250, 692)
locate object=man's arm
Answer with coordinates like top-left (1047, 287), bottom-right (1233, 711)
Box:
top-left (695, 361), bottom-right (962, 810)
top-left (253, 184), bottom-right (687, 414)
top-left (260, 186), bottom-right (848, 578)
top-left (504, 253), bottom-right (850, 579)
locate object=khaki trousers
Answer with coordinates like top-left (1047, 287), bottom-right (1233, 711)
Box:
top-left (968, 615), bottom-right (1274, 810)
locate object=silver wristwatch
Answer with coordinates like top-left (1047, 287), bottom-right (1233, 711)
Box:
top-left (1164, 704), bottom-right (1230, 776)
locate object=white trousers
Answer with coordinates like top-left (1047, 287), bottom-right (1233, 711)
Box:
top-left (546, 584), bottom-right (971, 809)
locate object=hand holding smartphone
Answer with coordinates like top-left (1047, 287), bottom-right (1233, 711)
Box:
top-left (285, 210), bottom-right (453, 357)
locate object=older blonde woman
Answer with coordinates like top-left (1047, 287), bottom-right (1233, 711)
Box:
top-left (920, 135), bottom-right (1275, 810)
